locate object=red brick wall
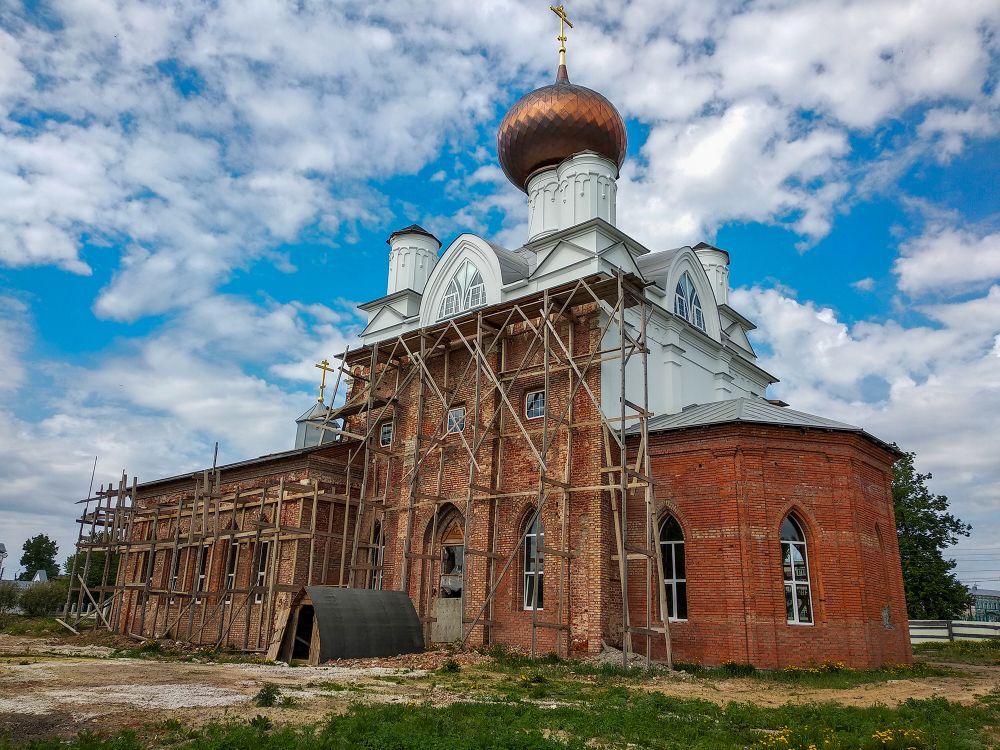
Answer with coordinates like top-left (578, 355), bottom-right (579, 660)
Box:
top-left (634, 424), bottom-right (910, 668)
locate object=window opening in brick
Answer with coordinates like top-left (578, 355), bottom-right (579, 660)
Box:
top-left (781, 514), bottom-right (813, 624)
top-left (369, 522), bottom-right (385, 591)
top-left (254, 541), bottom-right (270, 604)
top-left (379, 421), bottom-right (394, 447)
top-left (447, 406), bottom-right (466, 434)
top-left (195, 544), bottom-right (210, 604)
top-left (224, 542), bottom-right (239, 604)
top-left (523, 514), bottom-right (544, 610)
top-left (659, 515), bottom-right (687, 620)
top-left (439, 523), bottom-right (464, 599)
top-left (525, 389), bottom-right (546, 420)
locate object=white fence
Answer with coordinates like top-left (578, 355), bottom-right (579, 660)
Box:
top-left (909, 619), bottom-right (1000, 645)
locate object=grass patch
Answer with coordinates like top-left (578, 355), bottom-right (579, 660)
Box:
top-left (2, 689), bottom-right (996, 749)
top-left (254, 683), bottom-right (281, 707)
top-left (0, 617), bottom-right (66, 636)
top-left (113, 641), bottom-right (269, 664)
top-left (478, 646), bottom-right (945, 690)
top-left (914, 638), bottom-right (1000, 665)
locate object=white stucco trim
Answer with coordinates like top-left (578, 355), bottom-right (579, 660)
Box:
top-left (419, 235), bottom-right (504, 327)
top-left (661, 248), bottom-right (722, 342)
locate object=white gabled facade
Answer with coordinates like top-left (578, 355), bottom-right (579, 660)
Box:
top-left (358, 151), bottom-right (775, 421)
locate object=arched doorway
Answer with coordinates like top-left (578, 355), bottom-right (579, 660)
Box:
top-left (428, 508), bottom-right (464, 642)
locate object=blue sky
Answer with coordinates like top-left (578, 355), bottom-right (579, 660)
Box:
top-left (0, 0), bottom-right (998, 589)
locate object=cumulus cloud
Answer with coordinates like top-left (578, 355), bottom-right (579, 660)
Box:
top-left (733, 283), bottom-right (1000, 581)
top-left (894, 226), bottom-right (1000, 296)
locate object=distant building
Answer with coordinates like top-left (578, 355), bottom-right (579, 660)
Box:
top-left (970, 586), bottom-right (1000, 622)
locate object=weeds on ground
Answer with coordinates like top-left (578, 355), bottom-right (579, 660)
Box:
top-left (0, 617), bottom-right (65, 636)
top-left (4, 690), bottom-right (996, 750)
top-left (914, 638), bottom-right (1000, 665)
top-left (254, 683), bottom-right (282, 707)
top-left (113, 640), bottom-right (269, 665)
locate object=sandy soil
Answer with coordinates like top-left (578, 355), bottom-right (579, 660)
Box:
top-left (0, 633), bottom-right (996, 741)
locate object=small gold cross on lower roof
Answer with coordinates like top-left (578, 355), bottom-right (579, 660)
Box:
top-left (315, 358), bottom-right (336, 403)
top-left (550, 5), bottom-right (573, 67)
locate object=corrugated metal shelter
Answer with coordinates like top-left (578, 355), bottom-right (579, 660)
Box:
top-left (273, 587), bottom-right (423, 665)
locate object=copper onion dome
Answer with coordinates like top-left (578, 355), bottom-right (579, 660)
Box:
top-left (497, 64), bottom-right (627, 192)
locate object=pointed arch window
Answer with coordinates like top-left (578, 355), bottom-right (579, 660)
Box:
top-left (781, 515), bottom-right (813, 624)
top-left (438, 260), bottom-right (486, 320)
top-left (523, 514), bottom-right (544, 610)
top-left (674, 272), bottom-right (706, 331)
top-left (659, 516), bottom-right (687, 620)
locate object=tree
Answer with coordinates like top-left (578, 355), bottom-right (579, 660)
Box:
top-left (19, 580), bottom-right (68, 617)
top-left (65, 546), bottom-right (119, 590)
top-left (0, 581), bottom-right (18, 615)
top-left (893, 448), bottom-right (973, 620)
top-left (18, 534), bottom-right (59, 581)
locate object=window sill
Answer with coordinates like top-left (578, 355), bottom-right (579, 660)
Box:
top-left (785, 620), bottom-right (814, 627)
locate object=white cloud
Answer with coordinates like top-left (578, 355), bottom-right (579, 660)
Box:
top-left (894, 226), bottom-right (1000, 296)
top-left (0, 291), bottom-right (363, 578)
top-left (851, 277), bottom-right (876, 292)
top-left (733, 283), bottom-right (1000, 582)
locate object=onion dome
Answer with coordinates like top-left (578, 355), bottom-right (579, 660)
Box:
top-left (497, 64), bottom-right (627, 192)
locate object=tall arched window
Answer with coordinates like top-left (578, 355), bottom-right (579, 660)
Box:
top-left (674, 272), bottom-right (706, 331)
top-left (659, 516), bottom-right (687, 620)
top-left (781, 515), bottom-right (813, 624)
top-left (523, 514), bottom-right (544, 610)
top-left (438, 260), bottom-right (486, 320)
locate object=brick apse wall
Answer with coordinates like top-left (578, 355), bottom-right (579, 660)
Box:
top-left (632, 424), bottom-right (911, 668)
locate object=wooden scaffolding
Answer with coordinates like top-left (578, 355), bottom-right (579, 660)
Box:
top-left (313, 270), bottom-right (671, 666)
top-left (67, 270), bottom-right (671, 666)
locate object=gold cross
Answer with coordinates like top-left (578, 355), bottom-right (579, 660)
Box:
top-left (314, 358), bottom-right (336, 403)
top-left (550, 5), bottom-right (573, 67)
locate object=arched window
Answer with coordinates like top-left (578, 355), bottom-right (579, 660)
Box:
top-left (438, 260), bottom-right (486, 320)
top-left (674, 272), bottom-right (706, 331)
top-left (659, 516), bottom-right (687, 620)
top-left (781, 515), bottom-right (813, 624)
top-left (523, 514), bottom-right (544, 610)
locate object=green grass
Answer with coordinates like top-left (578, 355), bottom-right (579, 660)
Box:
top-left (914, 638), bottom-right (1000, 665)
top-left (0, 617), bottom-right (67, 636)
top-left (2, 689), bottom-right (997, 750)
top-left (476, 645), bottom-right (945, 690)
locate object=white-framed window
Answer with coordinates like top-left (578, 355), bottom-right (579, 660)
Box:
top-left (523, 514), bottom-right (544, 610)
top-left (447, 406), bottom-right (466, 434)
top-left (254, 541), bottom-right (270, 604)
top-left (369, 522), bottom-right (385, 591)
top-left (437, 260), bottom-right (487, 320)
top-left (525, 389), bottom-right (545, 420)
top-left (659, 516), bottom-right (687, 621)
top-left (781, 514), bottom-right (814, 625)
top-left (674, 272), bottom-right (706, 332)
top-left (223, 542), bottom-right (239, 604)
top-left (379, 421), bottom-right (394, 447)
top-left (195, 544), bottom-right (210, 604)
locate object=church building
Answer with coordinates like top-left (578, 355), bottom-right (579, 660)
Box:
top-left (72, 13), bottom-right (911, 669)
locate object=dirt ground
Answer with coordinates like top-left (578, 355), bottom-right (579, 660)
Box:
top-left (1, 633), bottom-right (997, 741)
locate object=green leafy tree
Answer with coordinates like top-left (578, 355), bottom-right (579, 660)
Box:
top-left (64, 532), bottom-right (119, 589)
top-left (0, 581), bottom-right (18, 615)
top-left (893, 448), bottom-right (973, 619)
top-left (18, 534), bottom-right (59, 581)
top-left (19, 580), bottom-right (68, 617)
